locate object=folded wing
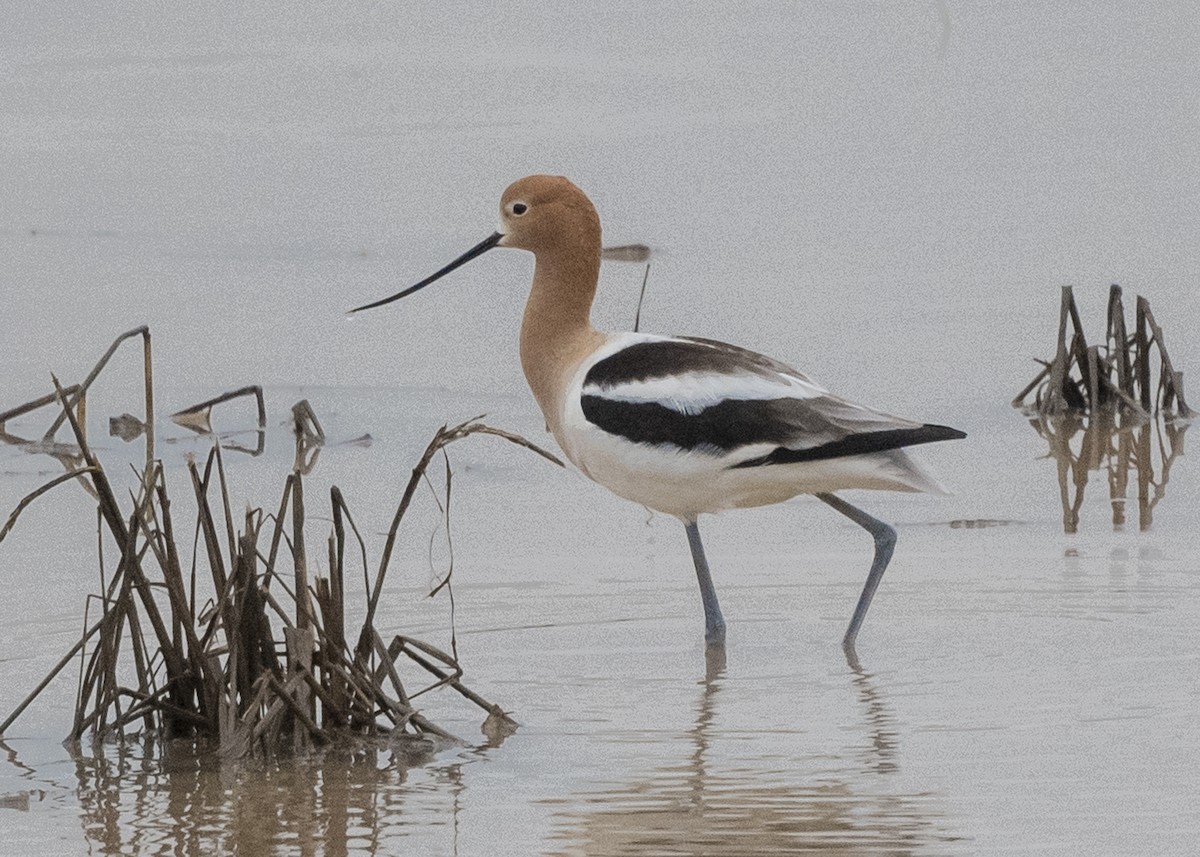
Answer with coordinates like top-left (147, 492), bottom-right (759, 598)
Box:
top-left (580, 336), bottom-right (964, 467)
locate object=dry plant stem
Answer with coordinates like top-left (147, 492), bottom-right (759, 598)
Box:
top-left (1137, 298), bottom-right (1191, 416)
top-left (371, 632), bottom-right (412, 709)
top-left (110, 687), bottom-right (209, 733)
top-left (394, 635), bottom-right (462, 697)
top-left (188, 452), bottom-right (228, 596)
top-left (291, 473), bottom-right (311, 630)
top-left (171, 385), bottom-right (267, 432)
top-left (321, 504), bottom-right (348, 720)
top-left (1135, 299), bottom-right (1152, 411)
top-left (51, 377), bottom-right (125, 538)
top-left (44, 326), bottom-right (151, 443)
top-left (46, 386), bottom-right (192, 736)
top-left (0, 466), bottom-right (100, 545)
top-left (1044, 287), bottom-right (1075, 414)
top-left (291, 399), bottom-right (326, 443)
top-left (372, 635), bottom-right (412, 707)
top-left (426, 450), bottom-right (455, 599)
top-left (214, 444), bottom-right (237, 569)
top-left (1107, 286), bottom-right (1132, 394)
top-left (262, 474), bottom-right (295, 592)
top-left (259, 586), bottom-right (298, 631)
top-left (331, 488), bottom-right (370, 602)
top-left (142, 329), bottom-right (155, 466)
top-left (0, 616), bottom-right (105, 735)
top-left (407, 711), bottom-right (460, 743)
top-left (137, 486), bottom-right (213, 718)
top-left (6, 374), bottom-right (529, 749)
top-left (1010, 362), bottom-right (1050, 408)
top-left (53, 380), bottom-right (183, 682)
top-left (296, 667), bottom-right (348, 727)
top-left (1018, 284), bottom-right (1188, 418)
top-left (394, 638), bottom-right (511, 722)
top-left (357, 418), bottom-right (564, 660)
top-left (0, 385), bottom-right (81, 427)
top-left (633, 262), bottom-right (651, 333)
top-left (268, 672), bottom-right (328, 747)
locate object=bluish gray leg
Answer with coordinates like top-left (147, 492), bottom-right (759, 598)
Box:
top-left (815, 493), bottom-right (897, 653)
top-left (684, 520), bottom-right (726, 647)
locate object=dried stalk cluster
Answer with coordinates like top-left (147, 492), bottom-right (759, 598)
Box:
top-left (1014, 286), bottom-right (1191, 533)
top-left (1, 328), bottom-right (562, 755)
top-left (1013, 285), bottom-right (1190, 418)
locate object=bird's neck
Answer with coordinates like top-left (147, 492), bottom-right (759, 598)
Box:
top-left (519, 249), bottom-right (604, 429)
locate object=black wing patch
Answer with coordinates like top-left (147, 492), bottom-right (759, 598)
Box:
top-left (581, 393), bottom-right (966, 463)
top-left (581, 395), bottom-right (803, 452)
top-left (730, 424), bottom-right (967, 467)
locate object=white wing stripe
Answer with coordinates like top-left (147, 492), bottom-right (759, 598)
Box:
top-left (583, 370), bottom-right (824, 416)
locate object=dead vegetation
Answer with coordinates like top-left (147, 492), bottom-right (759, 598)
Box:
top-left (1015, 286), bottom-right (1191, 532)
top-left (0, 327), bottom-right (563, 755)
top-left (1013, 285), bottom-right (1190, 418)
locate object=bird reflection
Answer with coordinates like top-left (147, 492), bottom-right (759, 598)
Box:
top-left (1029, 413), bottom-right (1188, 533)
top-left (548, 644), bottom-right (949, 856)
top-left (844, 648), bottom-right (899, 775)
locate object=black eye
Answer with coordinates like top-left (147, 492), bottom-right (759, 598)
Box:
top-left (511, 202), bottom-right (528, 216)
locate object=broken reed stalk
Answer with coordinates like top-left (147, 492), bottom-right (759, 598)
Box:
top-left (1014, 285), bottom-right (1191, 419)
top-left (355, 418), bottom-right (564, 664)
top-left (42, 327), bottom-right (155, 464)
top-left (1, 332), bottom-right (562, 754)
top-left (171, 385), bottom-right (266, 435)
top-left (1, 328), bottom-right (156, 509)
top-left (171, 385), bottom-right (267, 457)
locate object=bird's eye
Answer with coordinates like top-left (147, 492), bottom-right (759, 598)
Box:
top-left (510, 202), bottom-right (528, 216)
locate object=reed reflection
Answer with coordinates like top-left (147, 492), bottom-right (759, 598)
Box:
top-left (1030, 413), bottom-right (1188, 533)
top-left (70, 736), bottom-right (442, 857)
top-left (547, 646), bottom-right (951, 856)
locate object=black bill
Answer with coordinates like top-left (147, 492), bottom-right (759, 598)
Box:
top-left (350, 231), bottom-right (503, 313)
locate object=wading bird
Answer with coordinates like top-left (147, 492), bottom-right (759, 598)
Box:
top-left (353, 175), bottom-right (964, 654)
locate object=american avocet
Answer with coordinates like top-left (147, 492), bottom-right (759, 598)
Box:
top-left (353, 175), bottom-right (965, 653)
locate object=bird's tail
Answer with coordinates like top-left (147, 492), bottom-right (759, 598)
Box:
top-left (882, 449), bottom-right (955, 496)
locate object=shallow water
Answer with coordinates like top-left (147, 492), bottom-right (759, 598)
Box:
top-left (3, 3), bottom-right (1200, 855)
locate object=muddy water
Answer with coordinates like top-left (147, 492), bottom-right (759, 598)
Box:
top-left (3, 3), bottom-right (1200, 855)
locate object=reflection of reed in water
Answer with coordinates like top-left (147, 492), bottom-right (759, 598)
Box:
top-left (547, 650), bottom-right (951, 856)
top-left (1030, 414), bottom-right (1188, 533)
top-left (70, 737), bottom-right (440, 857)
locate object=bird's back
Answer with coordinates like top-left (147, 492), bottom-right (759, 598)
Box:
top-left (555, 332), bottom-right (963, 518)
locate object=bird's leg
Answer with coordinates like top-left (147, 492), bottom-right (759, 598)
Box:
top-left (684, 520), bottom-right (726, 647)
top-left (815, 493), bottom-right (897, 654)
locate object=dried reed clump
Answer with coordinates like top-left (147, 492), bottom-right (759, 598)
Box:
top-left (0, 328), bottom-right (563, 755)
top-left (1014, 286), bottom-right (1192, 533)
top-left (1013, 285), bottom-right (1191, 419)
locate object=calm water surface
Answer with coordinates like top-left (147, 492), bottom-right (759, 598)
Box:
top-left (3, 3), bottom-right (1199, 855)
